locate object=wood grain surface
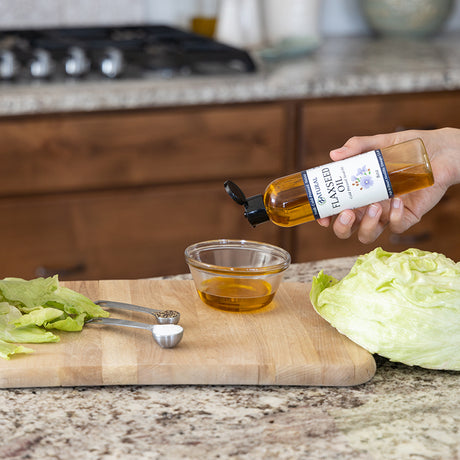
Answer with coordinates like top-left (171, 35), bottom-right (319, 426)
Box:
top-left (0, 280), bottom-right (376, 388)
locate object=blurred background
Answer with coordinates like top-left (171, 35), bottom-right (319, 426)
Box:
top-left (0, 0), bottom-right (459, 37)
top-left (1, 0), bottom-right (460, 281)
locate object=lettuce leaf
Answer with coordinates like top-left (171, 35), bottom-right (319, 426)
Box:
top-left (0, 276), bottom-right (59, 312)
top-left (0, 276), bottom-right (109, 359)
top-left (0, 303), bottom-right (59, 344)
top-left (310, 247), bottom-right (460, 371)
top-left (44, 313), bottom-right (87, 331)
top-left (13, 307), bottom-right (64, 328)
top-left (0, 340), bottom-right (34, 360)
top-left (45, 286), bottom-right (109, 321)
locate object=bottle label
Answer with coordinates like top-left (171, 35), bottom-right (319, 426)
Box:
top-left (302, 149), bottom-right (394, 219)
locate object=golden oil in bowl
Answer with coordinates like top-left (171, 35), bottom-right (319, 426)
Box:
top-left (185, 239), bottom-right (290, 313)
top-left (197, 276), bottom-right (275, 312)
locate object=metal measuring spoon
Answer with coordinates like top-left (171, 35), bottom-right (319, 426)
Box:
top-left (88, 317), bottom-right (183, 348)
top-left (95, 300), bottom-right (180, 325)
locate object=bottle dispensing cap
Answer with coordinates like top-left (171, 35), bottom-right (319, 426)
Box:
top-left (224, 180), bottom-right (269, 227)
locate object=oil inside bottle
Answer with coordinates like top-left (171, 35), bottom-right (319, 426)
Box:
top-left (264, 174), bottom-right (315, 227)
top-left (387, 163), bottom-right (434, 193)
top-left (191, 17), bottom-right (217, 37)
top-left (264, 163), bottom-right (434, 227)
top-left (197, 276), bottom-right (275, 312)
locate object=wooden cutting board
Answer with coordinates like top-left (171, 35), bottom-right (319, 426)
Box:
top-left (0, 280), bottom-right (376, 388)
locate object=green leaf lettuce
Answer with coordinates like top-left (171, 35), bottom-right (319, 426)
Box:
top-left (0, 276), bottom-right (109, 360)
top-left (0, 302), bottom-right (59, 360)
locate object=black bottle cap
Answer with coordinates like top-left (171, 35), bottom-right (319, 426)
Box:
top-left (224, 180), bottom-right (269, 227)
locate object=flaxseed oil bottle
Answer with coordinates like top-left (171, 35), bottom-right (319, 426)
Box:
top-left (225, 138), bottom-right (434, 227)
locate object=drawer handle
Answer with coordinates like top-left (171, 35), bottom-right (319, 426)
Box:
top-left (389, 231), bottom-right (431, 245)
top-left (35, 263), bottom-right (87, 278)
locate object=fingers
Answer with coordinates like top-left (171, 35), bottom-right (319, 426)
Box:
top-left (389, 197), bottom-right (422, 235)
top-left (330, 133), bottom-right (400, 161)
top-left (389, 197), bottom-right (405, 233)
top-left (331, 210), bottom-right (356, 239)
top-left (316, 217), bottom-right (331, 227)
top-left (332, 204), bottom-right (387, 244)
top-left (330, 137), bottom-right (379, 161)
top-left (327, 199), bottom-right (419, 243)
top-left (356, 204), bottom-right (385, 244)
top-left (329, 145), bottom-right (354, 161)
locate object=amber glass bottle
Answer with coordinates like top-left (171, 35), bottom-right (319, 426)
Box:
top-left (225, 138), bottom-right (434, 228)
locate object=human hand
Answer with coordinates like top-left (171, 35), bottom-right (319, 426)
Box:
top-left (317, 128), bottom-right (460, 244)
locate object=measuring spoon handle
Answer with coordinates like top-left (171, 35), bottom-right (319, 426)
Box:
top-left (88, 317), bottom-right (152, 331)
top-left (95, 300), bottom-right (162, 315)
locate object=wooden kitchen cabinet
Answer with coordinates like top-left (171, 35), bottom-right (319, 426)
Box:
top-left (0, 180), bottom-right (284, 280)
top-left (1, 90), bottom-right (459, 280)
top-left (292, 184), bottom-right (460, 264)
top-left (0, 104), bottom-right (289, 196)
top-left (0, 103), bottom-right (292, 279)
top-left (299, 91), bottom-right (460, 168)
top-left (294, 91), bottom-right (460, 263)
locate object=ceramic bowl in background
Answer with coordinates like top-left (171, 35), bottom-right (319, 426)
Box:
top-left (359, 0), bottom-right (455, 38)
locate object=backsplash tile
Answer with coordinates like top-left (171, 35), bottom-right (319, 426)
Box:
top-left (0, 0), bottom-right (146, 29)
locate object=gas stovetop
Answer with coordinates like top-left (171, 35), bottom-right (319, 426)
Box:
top-left (0, 25), bottom-right (257, 83)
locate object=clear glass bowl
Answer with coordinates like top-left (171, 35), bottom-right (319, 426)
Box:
top-left (184, 239), bottom-right (291, 312)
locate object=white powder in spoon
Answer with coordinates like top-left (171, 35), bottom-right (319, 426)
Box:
top-left (152, 324), bottom-right (183, 336)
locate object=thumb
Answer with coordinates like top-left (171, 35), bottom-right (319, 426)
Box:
top-left (330, 133), bottom-right (400, 161)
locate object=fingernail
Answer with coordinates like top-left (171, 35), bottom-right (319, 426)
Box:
top-left (392, 198), bottom-right (402, 209)
top-left (367, 204), bottom-right (379, 218)
top-left (330, 147), bottom-right (348, 158)
top-left (339, 212), bottom-right (352, 225)
top-left (331, 147), bottom-right (345, 154)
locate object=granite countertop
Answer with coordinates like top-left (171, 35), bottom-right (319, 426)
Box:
top-left (1, 33), bottom-right (460, 116)
top-left (0, 257), bottom-right (458, 460)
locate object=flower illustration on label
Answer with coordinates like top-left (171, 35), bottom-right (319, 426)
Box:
top-left (351, 165), bottom-right (374, 190)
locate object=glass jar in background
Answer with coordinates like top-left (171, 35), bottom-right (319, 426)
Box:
top-left (261, 0), bottom-right (322, 59)
top-left (191, 0), bottom-right (219, 37)
top-left (215, 0), bottom-right (264, 49)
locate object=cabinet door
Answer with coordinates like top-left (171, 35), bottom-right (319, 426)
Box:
top-left (299, 91), bottom-right (460, 167)
top-left (0, 180), bottom-right (285, 280)
top-left (0, 102), bottom-right (292, 279)
top-left (295, 92), bottom-right (460, 264)
top-left (380, 185), bottom-right (460, 261)
top-left (0, 103), bottom-right (287, 195)
top-left (293, 186), bottom-right (460, 264)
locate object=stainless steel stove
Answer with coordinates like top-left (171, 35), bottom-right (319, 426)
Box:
top-left (0, 25), bottom-right (257, 82)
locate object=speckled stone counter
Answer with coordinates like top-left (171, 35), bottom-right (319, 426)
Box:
top-left (0, 257), bottom-right (459, 460)
top-left (1, 33), bottom-right (460, 116)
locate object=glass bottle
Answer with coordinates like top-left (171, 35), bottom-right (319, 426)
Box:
top-left (225, 138), bottom-right (434, 227)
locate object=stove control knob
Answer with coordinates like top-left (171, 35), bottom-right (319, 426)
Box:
top-left (100, 47), bottom-right (124, 78)
top-left (65, 46), bottom-right (90, 77)
top-left (0, 50), bottom-right (19, 79)
top-left (30, 49), bottom-right (54, 78)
